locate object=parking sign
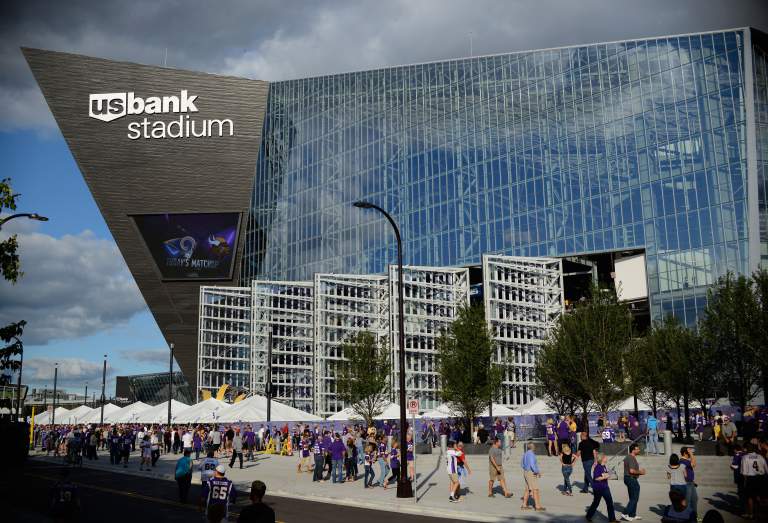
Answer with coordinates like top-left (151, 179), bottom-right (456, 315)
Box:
top-left (407, 398), bottom-right (419, 415)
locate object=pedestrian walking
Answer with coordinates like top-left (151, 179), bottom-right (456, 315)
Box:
top-left (585, 454), bottom-right (620, 523)
top-left (237, 480), bottom-right (275, 523)
top-left (363, 443), bottom-right (376, 488)
top-left (577, 431), bottom-right (600, 493)
top-left (200, 450), bottom-right (219, 484)
top-left (646, 412), bottom-right (660, 455)
top-left (622, 442), bottom-right (646, 521)
top-left (329, 433), bottom-right (346, 484)
top-left (666, 453), bottom-right (687, 496)
top-left (229, 428), bottom-right (244, 469)
top-left (139, 435), bottom-right (151, 471)
top-left (559, 443), bottom-right (577, 495)
top-left (446, 440), bottom-right (461, 503)
top-left (520, 441), bottom-right (545, 511)
top-left (385, 441), bottom-right (400, 489)
top-left (679, 447), bottom-right (699, 519)
top-left (175, 449), bottom-right (193, 503)
top-left (200, 464), bottom-right (236, 522)
top-left (376, 435), bottom-right (389, 488)
top-left (487, 437), bottom-right (512, 498)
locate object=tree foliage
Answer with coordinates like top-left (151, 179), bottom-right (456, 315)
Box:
top-left (1, 178), bottom-right (22, 283)
top-left (436, 304), bottom-right (504, 429)
top-left (700, 272), bottom-right (762, 414)
top-left (335, 331), bottom-right (391, 425)
top-left (0, 321), bottom-right (26, 373)
top-left (751, 268), bottom-right (768, 404)
top-left (536, 284), bottom-right (632, 423)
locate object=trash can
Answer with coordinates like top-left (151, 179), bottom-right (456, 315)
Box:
top-left (663, 430), bottom-right (673, 456)
top-left (440, 434), bottom-right (447, 455)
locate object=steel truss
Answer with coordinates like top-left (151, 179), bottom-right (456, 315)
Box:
top-left (482, 254), bottom-right (564, 407)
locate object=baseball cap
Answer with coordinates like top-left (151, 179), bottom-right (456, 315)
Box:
top-left (215, 465), bottom-right (226, 474)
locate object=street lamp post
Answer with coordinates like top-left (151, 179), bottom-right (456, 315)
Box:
top-left (15, 342), bottom-right (24, 422)
top-left (51, 363), bottom-right (58, 428)
top-left (353, 201), bottom-right (413, 498)
top-left (0, 213), bottom-right (49, 230)
top-left (168, 342), bottom-right (174, 426)
top-left (84, 382), bottom-right (88, 407)
top-left (99, 355), bottom-right (107, 424)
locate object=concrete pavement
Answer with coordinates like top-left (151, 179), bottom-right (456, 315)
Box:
top-left (29, 444), bottom-right (744, 522)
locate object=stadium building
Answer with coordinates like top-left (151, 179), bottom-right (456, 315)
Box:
top-left (25, 28), bottom-right (768, 413)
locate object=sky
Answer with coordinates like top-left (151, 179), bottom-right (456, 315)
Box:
top-left (0, 0), bottom-right (766, 395)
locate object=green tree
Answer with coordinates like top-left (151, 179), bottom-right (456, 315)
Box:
top-left (536, 285), bottom-right (632, 425)
top-left (436, 304), bottom-right (504, 432)
top-left (700, 273), bottom-right (762, 416)
top-left (1, 178), bottom-right (22, 282)
top-left (625, 335), bottom-right (664, 416)
top-left (335, 331), bottom-right (391, 426)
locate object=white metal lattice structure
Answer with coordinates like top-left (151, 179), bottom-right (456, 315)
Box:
top-left (388, 265), bottom-right (470, 411)
top-left (197, 286), bottom-right (252, 402)
top-left (251, 280), bottom-right (315, 413)
top-left (482, 254), bottom-right (564, 407)
top-left (313, 273), bottom-right (390, 418)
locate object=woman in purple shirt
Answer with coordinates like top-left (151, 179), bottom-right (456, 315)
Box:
top-left (385, 442), bottom-right (400, 489)
top-left (546, 419), bottom-right (557, 457)
top-left (406, 433), bottom-right (415, 481)
top-left (376, 436), bottom-right (389, 488)
top-left (585, 454), bottom-right (618, 522)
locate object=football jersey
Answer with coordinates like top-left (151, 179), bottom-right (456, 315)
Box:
top-left (740, 453), bottom-right (767, 477)
top-left (202, 477), bottom-right (236, 518)
top-left (601, 428), bottom-right (615, 442)
top-left (200, 457), bottom-right (219, 483)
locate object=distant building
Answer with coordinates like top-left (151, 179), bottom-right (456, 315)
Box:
top-left (115, 371), bottom-right (194, 406)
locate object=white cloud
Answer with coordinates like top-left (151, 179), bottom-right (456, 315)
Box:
top-left (22, 356), bottom-right (117, 390)
top-left (0, 228), bottom-right (147, 345)
top-left (120, 349), bottom-right (169, 364)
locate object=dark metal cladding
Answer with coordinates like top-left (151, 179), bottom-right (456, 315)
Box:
top-left (23, 48), bottom-right (270, 391)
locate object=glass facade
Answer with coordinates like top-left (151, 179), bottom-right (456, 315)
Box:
top-left (115, 372), bottom-right (194, 406)
top-left (244, 29), bottom-right (763, 326)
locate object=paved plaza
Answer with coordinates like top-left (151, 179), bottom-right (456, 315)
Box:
top-left (31, 443), bottom-right (742, 522)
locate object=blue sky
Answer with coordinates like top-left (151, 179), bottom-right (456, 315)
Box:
top-left (0, 131), bottom-right (171, 394)
top-left (1, 0), bottom-right (766, 397)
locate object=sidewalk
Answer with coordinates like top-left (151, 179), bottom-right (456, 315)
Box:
top-left (30, 446), bottom-right (742, 522)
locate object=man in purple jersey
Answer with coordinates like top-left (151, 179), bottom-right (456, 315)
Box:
top-left (329, 433), bottom-right (347, 483)
top-left (200, 464), bottom-right (236, 522)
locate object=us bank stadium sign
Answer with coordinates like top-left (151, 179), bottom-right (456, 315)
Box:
top-left (88, 90), bottom-right (233, 140)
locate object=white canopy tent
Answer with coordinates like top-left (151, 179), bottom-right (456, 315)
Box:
top-left (63, 405), bottom-right (94, 424)
top-left (106, 401), bottom-right (152, 423)
top-left (479, 404), bottom-right (523, 417)
top-left (420, 403), bottom-right (455, 419)
top-left (519, 398), bottom-right (556, 416)
top-left (134, 400), bottom-right (189, 424)
top-left (78, 404), bottom-right (121, 424)
top-left (216, 395), bottom-right (321, 423)
top-left (614, 397), bottom-right (653, 413)
top-left (174, 398), bottom-right (230, 423)
top-left (327, 402), bottom-right (420, 421)
top-left (34, 406), bottom-right (70, 425)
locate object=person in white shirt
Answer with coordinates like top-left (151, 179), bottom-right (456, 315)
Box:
top-left (445, 441), bottom-right (461, 503)
top-left (740, 444), bottom-right (767, 520)
top-left (182, 428), bottom-right (194, 453)
top-left (200, 449), bottom-right (219, 484)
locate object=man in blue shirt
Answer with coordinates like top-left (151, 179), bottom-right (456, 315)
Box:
top-left (646, 412), bottom-right (660, 455)
top-left (520, 442), bottom-right (544, 511)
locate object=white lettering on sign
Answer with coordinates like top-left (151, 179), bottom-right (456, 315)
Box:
top-left (88, 90), bottom-right (233, 140)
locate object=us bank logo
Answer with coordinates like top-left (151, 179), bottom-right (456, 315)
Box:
top-left (88, 90), bottom-right (233, 140)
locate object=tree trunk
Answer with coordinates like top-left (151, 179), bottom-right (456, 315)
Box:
top-left (651, 389), bottom-right (658, 417)
top-left (633, 392), bottom-right (639, 420)
top-left (675, 397), bottom-right (683, 440)
top-left (763, 366), bottom-right (768, 413)
top-left (683, 388), bottom-right (691, 441)
top-left (580, 402), bottom-right (589, 432)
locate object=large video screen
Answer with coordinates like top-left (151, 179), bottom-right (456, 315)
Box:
top-left (132, 213), bottom-right (241, 280)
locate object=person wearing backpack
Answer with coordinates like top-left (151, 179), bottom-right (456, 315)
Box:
top-left (175, 449), bottom-right (194, 503)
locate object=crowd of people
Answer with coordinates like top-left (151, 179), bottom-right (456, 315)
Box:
top-left (32, 404), bottom-right (768, 522)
